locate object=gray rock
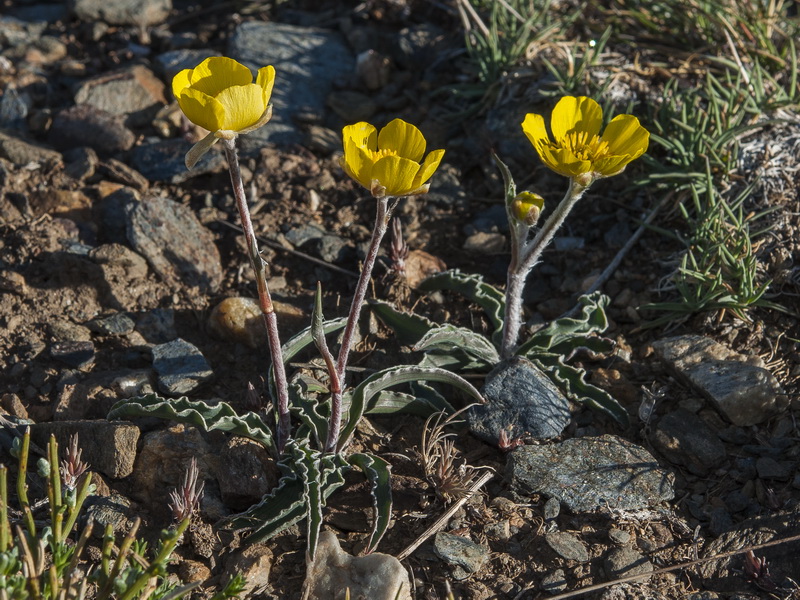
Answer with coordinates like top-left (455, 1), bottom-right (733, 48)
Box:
top-left (87, 312), bottom-right (136, 336)
top-left (84, 492), bottom-right (135, 537)
top-left (284, 223), bottom-right (325, 247)
top-left (608, 528), bottom-right (631, 545)
top-left (0, 85), bottom-right (29, 130)
top-left (709, 507), bottom-right (734, 537)
top-left (49, 105), bottom-right (135, 155)
top-left (756, 456), bottom-right (791, 480)
top-left (74, 65), bottom-right (166, 127)
top-left (317, 234), bottom-right (352, 264)
top-left (467, 357), bottom-right (571, 446)
top-left (64, 146), bottom-right (99, 181)
top-left (50, 340), bottom-right (95, 369)
top-left (126, 196), bottom-right (222, 293)
top-left (216, 437), bottom-right (279, 511)
top-left (98, 158), bottom-right (149, 192)
top-left (30, 420), bottom-right (139, 478)
top-left (132, 138), bottom-right (224, 183)
top-left (228, 21), bottom-right (354, 149)
top-left (463, 231), bottom-right (506, 254)
top-left (653, 335), bottom-right (787, 426)
top-left (152, 338), bottom-right (213, 395)
top-left (154, 49), bottom-right (219, 86)
top-left (327, 90), bottom-right (377, 122)
top-left (50, 320), bottom-right (92, 342)
top-left (135, 308), bottom-right (176, 343)
top-left (223, 545), bottom-right (273, 599)
top-left (545, 531), bottom-right (589, 562)
top-left (70, 0), bottom-right (172, 26)
top-left (95, 188), bottom-right (140, 242)
top-left (0, 130), bottom-right (62, 165)
top-left (540, 569), bottom-right (567, 594)
top-left (507, 435), bottom-right (675, 512)
top-left (604, 547), bottom-right (653, 580)
top-left (394, 24), bottom-right (447, 70)
top-left (652, 409), bottom-right (727, 475)
top-left (432, 532), bottom-right (490, 579)
top-left (89, 243), bottom-right (148, 279)
top-left (304, 531), bottom-right (411, 600)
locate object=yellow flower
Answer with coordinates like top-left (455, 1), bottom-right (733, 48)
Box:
top-left (172, 56), bottom-right (275, 168)
top-left (521, 96), bottom-right (649, 181)
top-left (341, 119), bottom-right (445, 198)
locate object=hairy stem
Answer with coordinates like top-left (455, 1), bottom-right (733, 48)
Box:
top-left (222, 138), bottom-right (291, 452)
top-left (326, 196), bottom-right (392, 452)
top-left (501, 178), bottom-right (587, 358)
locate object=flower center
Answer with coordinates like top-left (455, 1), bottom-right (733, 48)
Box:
top-left (368, 148), bottom-right (399, 162)
top-left (561, 131), bottom-right (610, 161)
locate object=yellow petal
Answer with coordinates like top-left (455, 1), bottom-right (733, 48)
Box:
top-left (343, 122), bottom-right (378, 153)
top-left (551, 96), bottom-right (603, 142)
top-left (256, 65), bottom-right (276, 104)
top-left (189, 57), bottom-right (254, 98)
top-left (377, 119), bottom-right (426, 162)
top-left (413, 148), bottom-right (445, 188)
top-left (215, 84), bottom-right (267, 131)
top-left (542, 146), bottom-right (591, 177)
top-left (601, 114), bottom-right (650, 158)
top-left (592, 154), bottom-right (635, 177)
top-left (177, 87), bottom-right (225, 132)
top-left (343, 142), bottom-right (375, 189)
top-left (172, 68), bottom-right (192, 100)
top-left (521, 113), bottom-right (550, 148)
top-left (372, 155), bottom-right (420, 197)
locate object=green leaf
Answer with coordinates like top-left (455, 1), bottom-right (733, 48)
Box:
top-left (517, 292), bottom-right (610, 355)
top-left (289, 440), bottom-right (325, 560)
top-left (492, 153), bottom-right (517, 206)
top-left (414, 324), bottom-right (499, 365)
top-left (108, 394), bottom-right (274, 450)
top-left (368, 300), bottom-right (437, 346)
top-left (364, 390), bottom-right (454, 417)
top-left (347, 453), bottom-right (392, 554)
top-left (531, 355), bottom-right (629, 426)
top-left (288, 378), bottom-right (328, 447)
top-left (338, 365), bottom-right (483, 452)
top-left (417, 270), bottom-right (506, 345)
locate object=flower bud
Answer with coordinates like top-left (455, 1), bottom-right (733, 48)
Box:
top-left (511, 191), bottom-right (544, 226)
top-left (574, 172), bottom-right (595, 188)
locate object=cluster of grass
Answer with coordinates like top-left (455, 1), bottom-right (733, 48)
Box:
top-left (455, 0), bottom-right (800, 325)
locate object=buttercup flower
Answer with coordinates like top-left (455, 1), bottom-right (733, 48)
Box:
top-left (172, 56), bottom-right (275, 168)
top-left (341, 119), bottom-right (445, 198)
top-left (522, 96), bottom-right (649, 181)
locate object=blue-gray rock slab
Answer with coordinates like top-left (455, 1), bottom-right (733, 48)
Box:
top-left (652, 408), bottom-right (727, 476)
top-left (653, 335), bottom-right (787, 426)
top-left (132, 138), bottom-right (224, 183)
top-left (152, 338), bottom-right (213, 395)
top-left (432, 532), bottom-right (490, 579)
top-left (70, 0), bottom-right (172, 26)
top-left (507, 435), bottom-right (675, 513)
top-left (228, 21), bottom-right (355, 149)
top-left (125, 196), bottom-right (222, 293)
top-left (467, 356), bottom-right (571, 446)
top-left (73, 65), bottom-right (167, 127)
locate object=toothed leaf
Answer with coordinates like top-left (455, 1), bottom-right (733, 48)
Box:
top-left (348, 453), bottom-right (392, 554)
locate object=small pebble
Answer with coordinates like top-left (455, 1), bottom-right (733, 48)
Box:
top-left (152, 338), bottom-right (213, 395)
top-left (608, 528), bottom-right (631, 545)
top-left (545, 531), bottom-right (589, 563)
top-left (50, 341), bottom-right (95, 369)
top-left (540, 569), bottom-right (567, 594)
top-left (88, 313), bottom-right (136, 336)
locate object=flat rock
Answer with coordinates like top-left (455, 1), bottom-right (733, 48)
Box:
top-left (126, 196), bottom-right (222, 293)
top-left (604, 547), bottom-right (653, 580)
top-left (304, 531), bottom-right (411, 600)
top-left (87, 312), bottom-right (136, 336)
top-left (507, 435), bottom-right (675, 512)
top-left (0, 131), bottom-right (62, 165)
top-left (463, 231), bottom-right (506, 254)
top-left (152, 338), bottom-right (213, 395)
top-left (216, 436), bottom-right (279, 511)
top-left (132, 138), bottom-right (224, 183)
top-left (50, 340), bottom-right (95, 369)
top-left (652, 409), bottom-right (727, 475)
top-left (545, 531), bottom-right (589, 562)
top-left (228, 21), bottom-right (354, 149)
top-left (223, 545), bottom-right (273, 598)
top-left (74, 65), bottom-right (166, 127)
top-left (70, 0), bottom-right (172, 26)
top-left (30, 420), bottom-right (139, 478)
top-left (49, 104), bottom-right (135, 155)
top-left (467, 357), bottom-right (571, 446)
top-left (433, 532), bottom-right (490, 579)
top-left (653, 335), bottom-right (787, 426)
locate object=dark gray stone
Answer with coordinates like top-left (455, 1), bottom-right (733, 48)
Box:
top-left (756, 456), bottom-right (791, 480)
top-left (507, 435), bottom-right (675, 512)
top-left (540, 569), bottom-right (567, 594)
top-left (96, 188), bottom-right (139, 242)
top-left (74, 65), bottom-right (166, 127)
top-left (126, 196), bottom-right (222, 293)
top-left (604, 547), bottom-right (653, 579)
top-left (284, 224), bottom-right (325, 248)
top-left (0, 131), bottom-right (62, 165)
top-left (87, 312), bottom-right (135, 336)
top-left (71, 0), bottom-right (172, 26)
top-left (0, 85), bottom-right (29, 131)
top-left (216, 437), bottom-right (279, 511)
top-left (30, 420), bottom-right (139, 478)
top-left (49, 104), bottom-right (135, 155)
top-left (545, 531), bottom-right (589, 562)
top-left (467, 357), bottom-right (571, 446)
top-left (132, 138), bottom-right (224, 183)
top-left (432, 532), bottom-right (490, 579)
top-left (152, 338), bottom-right (213, 395)
top-left (135, 308), bottom-right (176, 343)
top-left (652, 409), bottom-right (727, 475)
top-left (50, 340), bottom-right (95, 369)
top-left (84, 493), bottom-right (135, 537)
top-left (317, 234), bottom-right (352, 264)
top-left (228, 21), bottom-right (354, 149)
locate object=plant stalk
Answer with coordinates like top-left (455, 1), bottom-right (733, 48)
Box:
top-left (222, 138), bottom-right (290, 452)
top-left (326, 196), bottom-right (392, 453)
top-left (501, 178), bottom-right (587, 358)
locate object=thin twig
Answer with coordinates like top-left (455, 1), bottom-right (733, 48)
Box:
top-left (397, 470), bottom-right (494, 561)
top-left (514, 531), bottom-right (800, 600)
top-left (561, 194), bottom-right (669, 319)
top-left (215, 219), bottom-right (360, 279)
